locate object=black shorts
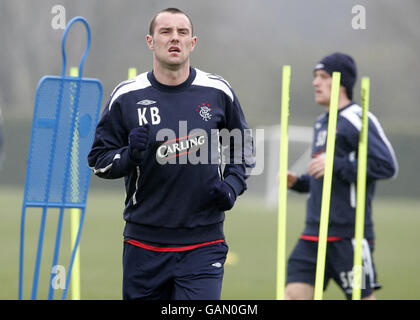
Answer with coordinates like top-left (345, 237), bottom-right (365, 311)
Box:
top-left (122, 241), bottom-right (228, 300)
top-left (286, 238), bottom-right (381, 299)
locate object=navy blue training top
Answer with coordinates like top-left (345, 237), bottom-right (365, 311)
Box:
top-left (291, 103), bottom-right (398, 239)
top-left (88, 67), bottom-right (253, 244)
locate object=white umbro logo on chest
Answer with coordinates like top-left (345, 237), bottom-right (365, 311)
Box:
top-left (137, 99), bottom-right (156, 105)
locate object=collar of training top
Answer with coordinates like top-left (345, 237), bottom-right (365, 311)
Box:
top-left (148, 67), bottom-right (196, 93)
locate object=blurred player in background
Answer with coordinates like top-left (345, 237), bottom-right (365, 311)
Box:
top-left (285, 52), bottom-right (398, 300)
top-left (88, 8), bottom-right (253, 300)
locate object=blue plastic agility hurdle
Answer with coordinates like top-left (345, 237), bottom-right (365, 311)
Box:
top-left (18, 16), bottom-right (102, 300)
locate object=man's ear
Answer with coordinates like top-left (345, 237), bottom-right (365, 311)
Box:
top-left (146, 35), bottom-right (154, 50)
top-left (190, 36), bottom-right (197, 52)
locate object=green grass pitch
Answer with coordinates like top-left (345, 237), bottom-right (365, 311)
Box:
top-left (1, 185), bottom-right (419, 300)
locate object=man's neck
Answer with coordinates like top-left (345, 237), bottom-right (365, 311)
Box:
top-left (152, 60), bottom-right (191, 86)
top-left (324, 97), bottom-right (352, 112)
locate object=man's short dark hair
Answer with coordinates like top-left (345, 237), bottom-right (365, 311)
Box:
top-left (149, 8), bottom-right (194, 36)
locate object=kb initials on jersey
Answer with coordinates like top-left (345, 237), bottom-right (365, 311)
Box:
top-left (138, 107), bottom-right (161, 126)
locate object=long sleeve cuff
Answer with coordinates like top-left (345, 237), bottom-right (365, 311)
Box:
top-left (224, 175), bottom-right (245, 197)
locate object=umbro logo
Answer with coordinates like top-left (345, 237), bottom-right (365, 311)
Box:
top-left (137, 99), bottom-right (156, 105)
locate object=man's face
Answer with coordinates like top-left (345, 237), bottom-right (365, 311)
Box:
top-left (312, 69), bottom-right (332, 106)
top-left (147, 12), bottom-right (197, 69)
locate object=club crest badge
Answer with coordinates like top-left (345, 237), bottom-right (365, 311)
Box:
top-left (196, 103), bottom-right (213, 121)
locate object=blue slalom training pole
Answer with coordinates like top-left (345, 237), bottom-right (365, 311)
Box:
top-left (48, 17), bottom-right (91, 300)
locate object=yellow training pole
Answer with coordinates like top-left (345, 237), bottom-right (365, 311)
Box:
top-left (352, 77), bottom-right (370, 300)
top-left (128, 67), bottom-right (137, 80)
top-left (314, 72), bottom-right (341, 300)
top-left (69, 67), bottom-right (81, 300)
top-left (276, 65), bottom-right (291, 300)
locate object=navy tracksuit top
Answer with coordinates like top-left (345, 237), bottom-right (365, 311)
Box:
top-left (88, 67), bottom-right (253, 244)
top-left (291, 103), bottom-right (398, 239)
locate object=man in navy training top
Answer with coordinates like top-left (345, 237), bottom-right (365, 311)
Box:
top-left (285, 52), bottom-right (398, 300)
top-left (88, 8), bottom-right (254, 300)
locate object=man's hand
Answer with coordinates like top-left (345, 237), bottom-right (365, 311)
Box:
top-left (287, 171), bottom-right (298, 188)
top-left (308, 154), bottom-right (326, 179)
top-left (209, 180), bottom-right (237, 212)
top-left (278, 171), bottom-right (298, 188)
top-left (128, 125), bottom-right (150, 162)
